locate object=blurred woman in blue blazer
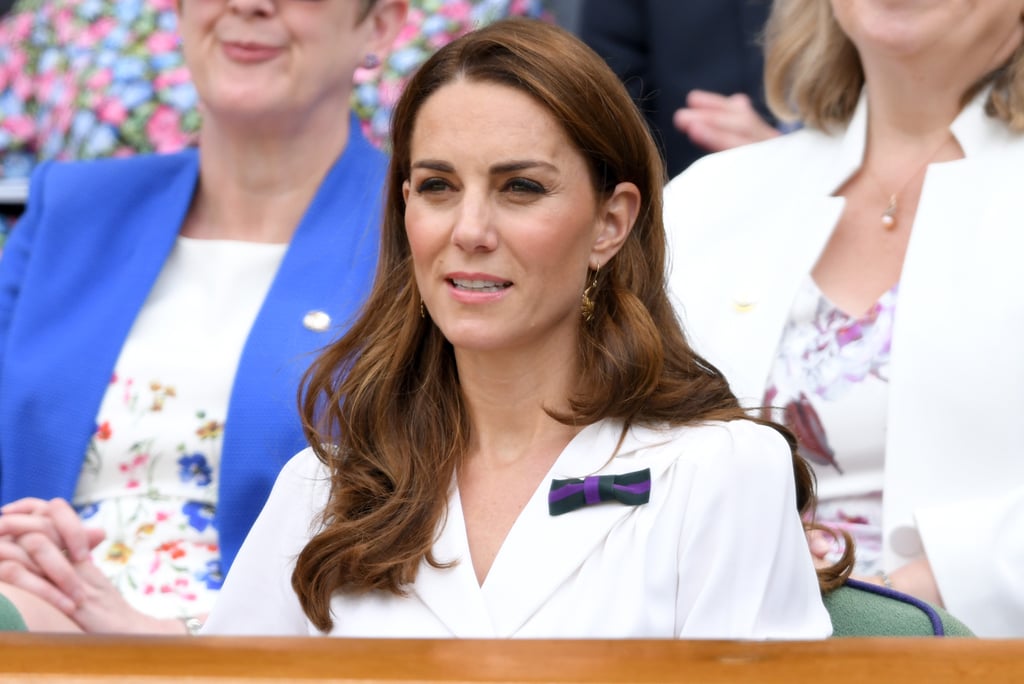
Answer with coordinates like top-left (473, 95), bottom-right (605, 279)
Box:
top-left (0, 0), bottom-right (407, 634)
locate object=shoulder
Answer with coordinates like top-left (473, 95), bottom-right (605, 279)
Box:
top-left (665, 127), bottom-right (834, 206)
top-left (277, 447), bottom-right (331, 495)
top-left (29, 150), bottom-right (198, 206)
top-left (627, 420), bottom-right (793, 482)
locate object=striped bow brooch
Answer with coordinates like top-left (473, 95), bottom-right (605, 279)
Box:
top-left (548, 468), bottom-right (651, 516)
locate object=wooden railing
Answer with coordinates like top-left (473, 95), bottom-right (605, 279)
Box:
top-left (0, 634), bottom-right (1022, 683)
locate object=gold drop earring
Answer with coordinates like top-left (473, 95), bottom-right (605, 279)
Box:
top-left (580, 265), bottom-right (600, 323)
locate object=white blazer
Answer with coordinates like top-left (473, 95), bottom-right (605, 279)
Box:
top-left (204, 419), bottom-right (830, 639)
top-left (665, 92), bottom-right (1024, 637)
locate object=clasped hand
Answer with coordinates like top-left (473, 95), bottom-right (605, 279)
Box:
top-left (806, 527), bottom-right (944, 607)
top-left (0, 496), bottom-right (166, 632)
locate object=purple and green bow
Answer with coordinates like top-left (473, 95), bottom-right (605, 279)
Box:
top-left (548, 468), bottom-right (651, 516)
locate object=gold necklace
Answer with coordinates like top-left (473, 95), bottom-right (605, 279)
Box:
top-left (864, 135), bottom-right (951, 231)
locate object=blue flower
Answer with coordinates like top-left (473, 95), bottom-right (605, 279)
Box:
top-left (38, 47), bottom-right (61, 73)
top-left (75, 502), bottom-right (100, 520)
top-left (84, 125), bottom-right (118, 157)
top-left (70, 110), bottom-right (98, 143)
top-left (104, 27), bottom-right (129, 50)
top-left (389, 46), bottom-right (427, 75)
top-left (178, 453), bottom-right (213, 487)
top-left (116, 0), bottom-right (142, 24)
top-left (96, 49), bottom-right (119, 69)
top-left (195, 559), bottom-right (223, 591)
top-left (162, 83), bottom-right (198, 111)
top-left (77, 0), bottom-right (104, 21)
top-left (354, 82), bottom-right (379, 109)
top-left (182, 501), bottom-right (215, 532)
top-left (150, 51), bottom-right (182, 72)
top-left (113, 56), bottom-right (147, 82)
top-left (116, 81), bottom-right (155, 110)
top-left (420, 15), bottom-right (447, 37)
top-left (157, 11), bottom-right (180, 32)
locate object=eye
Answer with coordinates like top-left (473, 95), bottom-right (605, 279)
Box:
top-left (415, 177), bottom-right (452, 194)
top-left (504, 177), bottom-right (547, 194)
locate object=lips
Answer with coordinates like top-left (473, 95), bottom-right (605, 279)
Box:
top-left (221, 40), bottom-right (284, 63)
top-left (449, 278), bottom-right (512, 293)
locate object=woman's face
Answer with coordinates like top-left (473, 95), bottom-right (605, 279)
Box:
top-left (830, 0), bottom-right (1024, 76)
top-left (178, 0), bottom-right (397, 124)
top-left (403, 79), bottom-right (634, 359)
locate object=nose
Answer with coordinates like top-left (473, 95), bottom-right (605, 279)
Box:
top-left (227, 0), bottom-right (275, 18)
top-left (450, 191), bottom-right (497, 253)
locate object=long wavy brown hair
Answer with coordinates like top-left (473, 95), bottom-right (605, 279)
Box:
top-left (294, 17), bottom-right (850, 632)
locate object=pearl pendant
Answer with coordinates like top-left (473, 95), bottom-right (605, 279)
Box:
top-left (881, 195), bottom-right (898, 230)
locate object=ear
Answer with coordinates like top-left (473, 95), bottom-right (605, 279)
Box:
top-left (402, 179), bottom-right (411, 204)
top-left (362, 0), bottom-right (409, 60)
top-left (590, 182), bottom-right (640, 267)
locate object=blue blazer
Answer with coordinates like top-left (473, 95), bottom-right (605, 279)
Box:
top-left (0, 126), bottom-right (385, 571)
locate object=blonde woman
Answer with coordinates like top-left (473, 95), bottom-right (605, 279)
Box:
top-left (667, 0), bottom-right (1024, 637)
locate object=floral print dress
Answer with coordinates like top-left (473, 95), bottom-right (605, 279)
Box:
top-left (763, 276), bottom-right (899, 574)
top-left (72, 236), bottom-right (286, 619)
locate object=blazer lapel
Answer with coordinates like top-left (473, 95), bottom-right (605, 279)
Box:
top-left (411, 482), bottom-right (497, 637)
top-left (478, 420), bottom-right (673, 637)
top-left (2, 152), bottom-right (198, 503)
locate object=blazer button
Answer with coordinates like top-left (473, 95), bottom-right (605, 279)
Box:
top-left (731, 286), bottom-right (757, 313)
top-left (889, 525), bottom-right (924, 557)
top-left (302, 310), bottom-right (331, 332)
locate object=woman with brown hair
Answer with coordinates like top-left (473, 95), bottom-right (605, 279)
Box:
top-left (666, 0), bottom-right (1024, 637)
top-left (204, 18), bottom-right (836, 638)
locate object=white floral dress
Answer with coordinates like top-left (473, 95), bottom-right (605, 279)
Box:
top-left (763, 276), bottom-right (898, 574)
top-left (72, 236), bottom-right (286, 620)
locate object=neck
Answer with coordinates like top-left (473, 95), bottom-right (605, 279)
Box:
top-left (183, 110), bottom-right (352, 243)
top-left (861, 69), bottom-right (964, 146)
top-left (458, 346), bottom-right (582, 469)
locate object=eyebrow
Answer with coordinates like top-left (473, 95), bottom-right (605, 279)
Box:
top-left (410, 159), bottom-right (558, 174)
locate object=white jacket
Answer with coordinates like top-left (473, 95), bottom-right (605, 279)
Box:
top-left (205, 419), bottom-right (829, 639)
top-left (665, 92), bottom-right (1024, 637)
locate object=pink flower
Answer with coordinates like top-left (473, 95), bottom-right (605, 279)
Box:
top-left (97, 99), bottom-right (127, 125)
top-left (440, 3), bottom-right (472, 22)
top-left (10, 14), bottom-right (34, 39)
top-left (86, 68), bottom-right (113, 91)
top-left (12, 74), bottom-right (33, 102)
top-left (54, 9), bottom-right (76, 44)
top-left (126, 480), bottom-right (140, 489)
top-left (395, 18), bottom-right (421, 44)
top-left (4, 51), bottom-right (27, 75)
top-left (146, 105), bottom-right (189, 153)
top-left (146, 31), bottom-right (180, 54)
top-left (2, 115), bottom-right (34, 139)
top-left (153, 66), bottom-right (191, 90)
top-left (80, 17), bottom-right (115, 48)
top-left (149, 0), bottom-right (177, 11)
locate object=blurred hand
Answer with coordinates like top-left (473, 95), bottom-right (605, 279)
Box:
top-left (0, 497), bottom-right (187, 633)
top-left (0, 497), bottom-right (104, 613)
top-left (673, 90), bottom-right (780, 153)
top-left (806, 527), bottom-right (835, 570)
top-left (853, 556), bottom-right (945, 608)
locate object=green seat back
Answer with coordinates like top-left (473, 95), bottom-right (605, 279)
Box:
top-left (825, 579), bottom-right (973, 637)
